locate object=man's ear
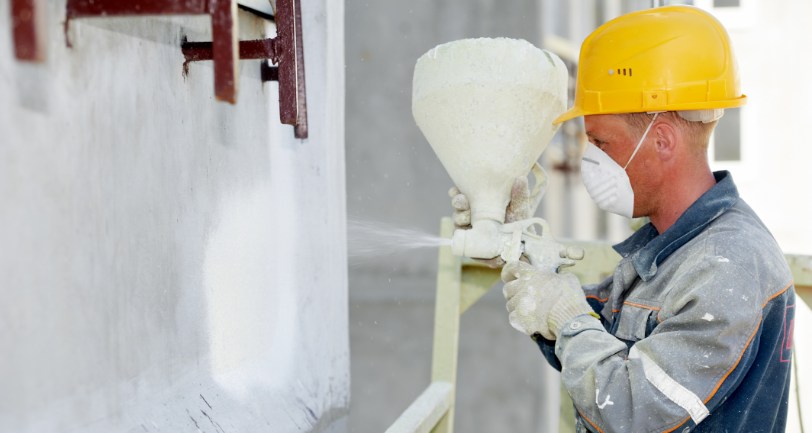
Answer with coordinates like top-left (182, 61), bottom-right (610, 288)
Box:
top-left (653, 120), bottom-right (678, 161)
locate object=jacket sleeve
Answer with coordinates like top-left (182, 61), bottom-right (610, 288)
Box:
top-left (536, 277), bottom-right (614, 372)
top-left (583, 277), bottom-right (613, 318)
top-left (554, 257), bottom-right (765, 433)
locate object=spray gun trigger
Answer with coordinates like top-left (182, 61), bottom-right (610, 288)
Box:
top-left (560, 246), bottom-right (585, 261)
top-left (554, 246), bottom-right (584, 272)
top-left (556, 260), bottom-right (575, 272)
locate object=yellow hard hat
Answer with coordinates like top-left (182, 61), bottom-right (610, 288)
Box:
top-left (554, 5), bottom-right (746, 124)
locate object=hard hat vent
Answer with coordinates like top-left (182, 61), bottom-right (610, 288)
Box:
top-left (609, 68), bottom-right (633, 77)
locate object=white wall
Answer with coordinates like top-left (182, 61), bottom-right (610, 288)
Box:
top-left (0, 1), bottom-right (347, 432)
top-left (704, 0), bottom-right (812, 256)
top-left (344, 2), bottom-right (564, 432)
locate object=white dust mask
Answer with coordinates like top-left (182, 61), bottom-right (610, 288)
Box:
top-left (580, 113), bottom-right (659, 218)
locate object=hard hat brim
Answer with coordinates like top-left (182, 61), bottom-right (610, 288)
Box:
top-left (552, 95), bottom-right (747, 124)
top-left (553, 107), bottom-right (583, 125)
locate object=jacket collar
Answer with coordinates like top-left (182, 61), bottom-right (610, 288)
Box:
top-left (613, 171), bottom-right (739, 281)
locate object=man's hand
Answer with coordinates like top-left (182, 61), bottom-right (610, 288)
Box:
top-left (448, 175), bottom-right (541, 231)
top-left (500, 261), bottom-right (594, 340)
top-left (448, 179), bottom-right (533, 268)
top-left (448, 164), bottom-right (546, 268)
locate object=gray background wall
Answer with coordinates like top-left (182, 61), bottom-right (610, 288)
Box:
top-left (0, 2), bottom-right (347, 432)
top-left (344, 1), bottom-right (565, 432)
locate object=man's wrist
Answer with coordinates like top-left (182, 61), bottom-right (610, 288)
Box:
top-left (549, 299), bottom-right (594, 329)
top-left (549, 298), bottom-right (599, 339)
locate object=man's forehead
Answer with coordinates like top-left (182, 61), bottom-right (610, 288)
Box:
top-left (585, 115), bottom-right (626, 137)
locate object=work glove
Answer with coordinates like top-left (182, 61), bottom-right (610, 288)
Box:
top-left (448, 163), bottom-right (546, 230)
top-left (500, 261), bottom-right (594, 340)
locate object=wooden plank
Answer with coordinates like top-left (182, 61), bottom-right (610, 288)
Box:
top-left (12, 0), bottom-right (47, 62)
top-left (562, 240), bottom-right (621, 285)
top-left (274, 0), bottom-right (308, 137)
top-left (430, 218), bottom-right (461, 433)
top-left (459, 263), bottom-right (499, 314)
top-left (65, 0), bottom-right (209, 17)
top-left (210, 0), bottom-right (239, 103)
top-left (787, 254), bottom-right (812, 290)
top-left (385, 382), bottom-right (453, 433)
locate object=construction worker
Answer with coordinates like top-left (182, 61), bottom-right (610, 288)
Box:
top-left (451, 5), bottom-right (795, 432)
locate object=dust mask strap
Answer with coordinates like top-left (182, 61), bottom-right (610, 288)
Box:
top-left (622, 112), bottom-right (659, 170)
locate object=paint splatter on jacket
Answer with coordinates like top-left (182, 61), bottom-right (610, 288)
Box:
top-left (537, 171), bottom-right (796, 433)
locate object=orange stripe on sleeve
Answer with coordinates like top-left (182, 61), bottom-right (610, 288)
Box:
top-left (577, 409), bottom-right (605, 433)
top-left (623, 300), bottom-right (661, 311)
top-left (703, 316), bottom-right (761, 404)
top-left (762, 281), bottom-right (793, 308)
top-left (701, 281), bottom-right (791, 404)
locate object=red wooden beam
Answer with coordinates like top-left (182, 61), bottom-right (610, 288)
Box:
top-left (65, 0), bottom-right (239, 104)
top-left (275, 0), bottom-right (307, 138)
top-left (292, 0), bottom-right (307, 138)
top-left (65, 0), bottom-right (209, 17)
top-left (12, 0), bottom-right (47, 62)
top-left (182, 38), bottom-right (276, 62)
top-left (62, 0), bottom-right (307, 137)
top-left (181, 0), bottom-right (309, 138)
top-left (209, 0), bottom-right (239, 103)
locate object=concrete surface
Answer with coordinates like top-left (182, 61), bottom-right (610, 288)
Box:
top-left (0, 1), bottom-right (347, 432)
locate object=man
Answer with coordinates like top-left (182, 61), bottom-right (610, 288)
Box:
top-left (452, 6), bottom-right (795, 433)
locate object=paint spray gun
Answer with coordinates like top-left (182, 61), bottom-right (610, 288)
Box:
top-left (452, 216), bottom-right (584, 272)
top-left (412, 37), bottom-right (582, 271)
top-left (448, 164), bottom-right (584, 272)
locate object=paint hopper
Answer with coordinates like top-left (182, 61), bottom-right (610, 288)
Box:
top-left (412, 38), bottom-right (576, 268)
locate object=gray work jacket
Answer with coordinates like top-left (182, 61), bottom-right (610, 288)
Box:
top-left (538, 171), bottom-right (796, 433)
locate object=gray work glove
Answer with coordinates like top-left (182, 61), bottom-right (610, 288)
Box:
top-left (500, 261), bottom-right (594, 340)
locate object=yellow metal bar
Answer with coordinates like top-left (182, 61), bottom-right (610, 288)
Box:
top-left (457, 239), bottom-right (622, 315)
top-left (787, 254), bottom-right (812, 306)
top-left (563, 240), bottom-right (621, 284)
top-left (564, 243), bottom-right (812, 289)
top-left (459, 262), bottom-right (500, 314)
top-left (787, 254), bottom-right (812, 289)
top-left (430, 218), bottom-right (462, 433)
top-left (384, 382), bottom-right (453, 433)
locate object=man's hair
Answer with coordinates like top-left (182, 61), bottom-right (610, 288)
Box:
top-left (620, 112), bottom-right (717, 156)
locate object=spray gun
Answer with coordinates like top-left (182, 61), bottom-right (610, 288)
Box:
top-left (412, 37), bottom-right (582, 272)
top-left (452, 217), bottom-right (584, 272)
top-left (449, 164), bottom-right (584, 273)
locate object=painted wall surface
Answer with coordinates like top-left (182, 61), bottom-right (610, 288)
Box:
top-left (0, 2), bottom-right (347, 433)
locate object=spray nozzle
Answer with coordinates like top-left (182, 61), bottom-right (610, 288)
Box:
top-left (450, 219), bottom-right (502, 259)
top-left (451, 217), bottom-right (583, 273)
